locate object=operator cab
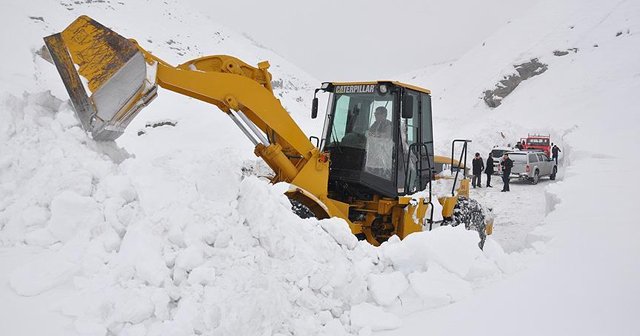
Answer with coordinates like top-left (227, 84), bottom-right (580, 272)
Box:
top-left (315, 81), bottom-right (434, 202)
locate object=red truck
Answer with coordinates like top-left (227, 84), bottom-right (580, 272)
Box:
top-left (519, 134), bottom-right (551, 157)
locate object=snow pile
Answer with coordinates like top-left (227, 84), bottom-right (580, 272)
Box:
top-left (0, 91), bottom-right (135, 248)
top-left (0, 90), bottom-right (523, 335)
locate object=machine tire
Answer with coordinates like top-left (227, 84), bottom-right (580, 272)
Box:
top-left (447, 196), bottom-right (487, 249)
top-left (550, 166), bottom-right (557, 180)
top-left (289, 199), bottom-right (317, 219)
top-left (531, 170), bottom-right (540, 185)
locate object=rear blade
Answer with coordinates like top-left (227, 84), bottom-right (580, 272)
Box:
top-left (43, 15), bottom-right (157, 141)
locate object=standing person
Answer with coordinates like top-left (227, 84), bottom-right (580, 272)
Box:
top-left (515, 141), bottom-right (523, 150)
top-left (552, 144), bottom-right (561, 164)
top-left (471, 152), bottom-right (484, 188)
top-left (500, 153), bottom-right (513, 192)
top-left (485, 153), bottom-right (494, 187)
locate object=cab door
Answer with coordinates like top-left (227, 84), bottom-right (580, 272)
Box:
top-left (538, 153), bottom-right (551, 175)
top-left (397, 89), bottom-right (434, 194)
top-left (419, 93), bottom-right (435, 187)
top-left (397, 90), bottom-right (420, 194)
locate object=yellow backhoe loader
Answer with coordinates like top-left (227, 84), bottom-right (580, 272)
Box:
top-left (43, 16), bottom-right (492, 247)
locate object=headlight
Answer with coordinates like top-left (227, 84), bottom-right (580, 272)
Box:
top-left (378, 84), bottom-right (388, 94)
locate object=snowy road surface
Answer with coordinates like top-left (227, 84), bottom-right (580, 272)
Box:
top-left (377, 156), bottom-right (640, 336)
top-left (472, 174), bottom-right (555, 253)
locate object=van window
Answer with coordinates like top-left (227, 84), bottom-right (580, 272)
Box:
top-left (510, 153), bottom-right (527, 163)
top-left (491, 149), bottom-right (506, 158)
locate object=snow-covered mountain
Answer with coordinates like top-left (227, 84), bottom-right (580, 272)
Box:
top-left (1, 0), bottom-right (639, 335)
top-left (402, 0), bottom-right (640, 158)
top-left (387, 0), bottom-right (640, 334)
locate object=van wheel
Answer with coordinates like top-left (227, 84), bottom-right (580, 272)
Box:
top-left (531, 170), bottom-right (540, 185)
top-left (550, 167), bottom-right (557, 180)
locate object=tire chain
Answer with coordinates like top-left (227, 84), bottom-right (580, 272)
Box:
top-left (449, 196), bottom-right (487, 249)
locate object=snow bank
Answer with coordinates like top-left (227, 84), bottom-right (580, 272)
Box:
top-left (0, 90), bottom-right (519, 335)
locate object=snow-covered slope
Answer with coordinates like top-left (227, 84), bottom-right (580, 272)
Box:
top-left (2, 0), bottom-right (321, 139)
top-left (387, 0), bottom-right (640, 334)
top-left (403, 0), bottom-right (640, 157)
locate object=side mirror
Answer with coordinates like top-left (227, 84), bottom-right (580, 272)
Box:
top-left (311, 97), bottom-right (318, 119)
top-left (402, 94), bottom-right (414, 119)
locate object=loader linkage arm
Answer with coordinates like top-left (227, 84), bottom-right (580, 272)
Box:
top-left (44, 16), bottom-right (349, 221)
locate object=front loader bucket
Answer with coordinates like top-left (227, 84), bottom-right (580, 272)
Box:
top-left (44, 16), bottom-right (157, 141)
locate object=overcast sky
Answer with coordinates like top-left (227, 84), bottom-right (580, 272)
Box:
top-left (188, 0), bottom-right (536, 81)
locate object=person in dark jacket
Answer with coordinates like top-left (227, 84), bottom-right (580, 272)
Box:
top-left (471, 152), bottom-right (484, 188)
top-left (500, 153), bottom-right (513, 192)
top-left (485, 153), bottom-right (494, 187)
top-left (515, 141), bottom-right (523, 150)
top-left (551, 144), bottom-right (561, 164)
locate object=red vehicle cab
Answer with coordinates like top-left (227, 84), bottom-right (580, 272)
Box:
top-left (520, 134), bottom-right (551, 156)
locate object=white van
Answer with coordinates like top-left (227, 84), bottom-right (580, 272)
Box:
top-left (503, 151), bottom-right (557, 184)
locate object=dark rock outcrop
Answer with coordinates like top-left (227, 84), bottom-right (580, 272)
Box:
top-left (483, 58), bottom-right (548, 108)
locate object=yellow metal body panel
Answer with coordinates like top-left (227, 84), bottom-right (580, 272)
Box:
top-left (485, 218), bottom-right (494, 235)
top-left (440, 195), bottom-right (458, 218)
top-left (396, 199), bottom-right (428, 239)
top-left (434, 155), bottom-right (462, 167)
top-left (59, 16), bottom-right (140, 93)
top-left (458, 178), bottom-right (470, 198)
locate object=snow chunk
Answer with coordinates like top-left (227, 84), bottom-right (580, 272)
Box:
top-left (408, 263), bottom-right (473, 309)
top-left (9, 253), bottom-right (78, 296)
top-left (48, 191), bottom-right (103, 243)
top-left (101, 175), bottom-right (137, 203)
top-left (367, 271), bottom-right (409, 306)
top-left (350, 302), bottom-right (401, 331)
top-left (320, 217), bottom-right (358, 249)
top-left (113, 294), bottom-right (155, 324)
top-left (382, 225), bottom-right (482, 277)
top-left (115, 223), bottom-right (169, 286)
top-left (187, 266), bottom-right (216, 286)
top-left (174, 245), bottom-right (205, 271)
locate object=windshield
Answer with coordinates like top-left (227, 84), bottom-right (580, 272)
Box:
top-left (325, 87), bottom-right (396, 180)
top-left (325, 91), bottom-right (395, 148)
top-left (491, 149), bottom-right (507, 158)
